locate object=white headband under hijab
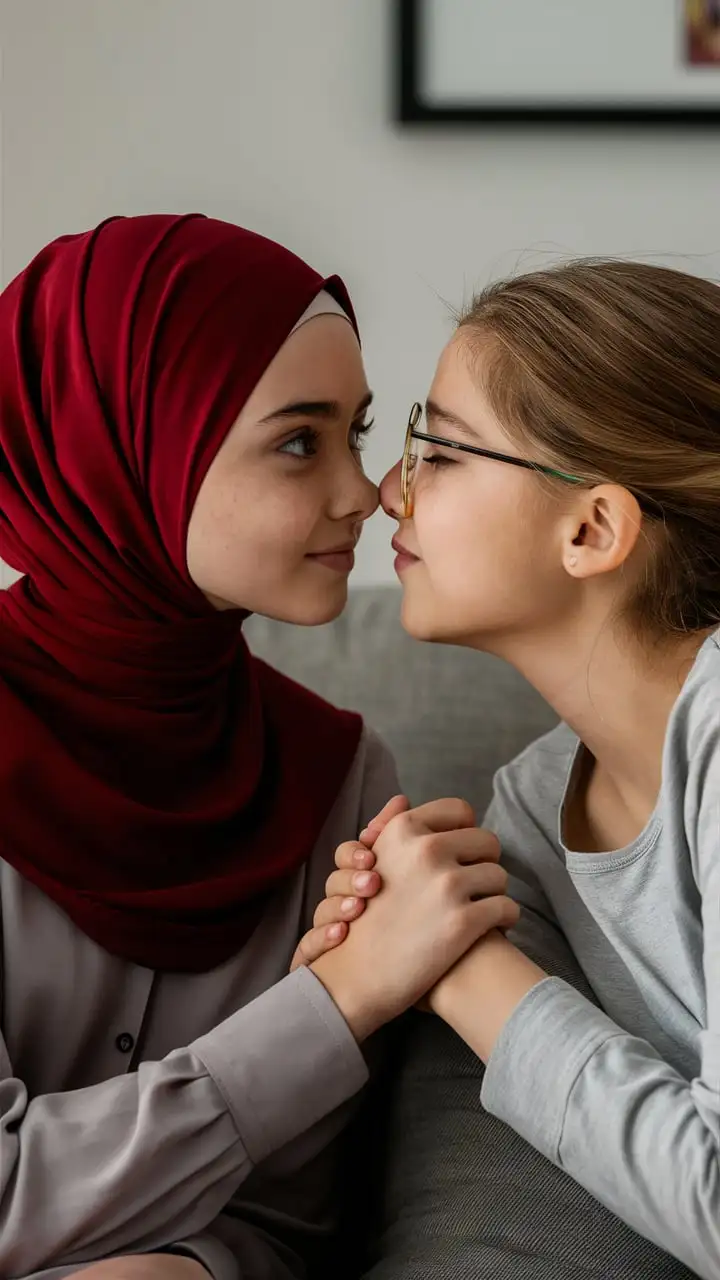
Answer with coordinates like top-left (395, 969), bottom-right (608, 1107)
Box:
top-left (290, 289), bottom-right (353, 334)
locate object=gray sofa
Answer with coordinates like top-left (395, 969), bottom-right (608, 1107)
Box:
top-left (246, 585), bottom-right (557, 813)
top-left (246, 588), bottom-right (694, 1280)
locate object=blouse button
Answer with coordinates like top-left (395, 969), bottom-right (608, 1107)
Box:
top-left (115, 1032), bottom-right (135, 1054)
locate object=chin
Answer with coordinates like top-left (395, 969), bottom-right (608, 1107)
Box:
top-left (399, 589), bottom-right (487, 649)
top-left (255, 580), bottom-right (350, 628)
top-left (301, 589), bottom-right (349, 626)
top-left (400, 592), bottom-right (449, 644)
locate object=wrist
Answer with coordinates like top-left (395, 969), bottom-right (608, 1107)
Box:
top-left (430, 931), bottom-right (546, 1062)
top-left (429, 928), bottom-right (507, 1017)
top-left (310, 952), bottom-right (382, 1043)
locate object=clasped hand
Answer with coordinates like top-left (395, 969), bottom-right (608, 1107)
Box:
top-left (290, 795), bottom-right (519, 1036)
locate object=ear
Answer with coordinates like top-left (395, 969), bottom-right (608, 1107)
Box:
top-left (562, 485), bottom-right (643, 580)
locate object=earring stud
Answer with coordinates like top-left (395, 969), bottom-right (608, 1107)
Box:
top-left (568, 555), bottom-right (578, 568)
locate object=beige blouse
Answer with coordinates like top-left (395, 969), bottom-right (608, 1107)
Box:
top-left (0, 726), bottom-right (398, 1280)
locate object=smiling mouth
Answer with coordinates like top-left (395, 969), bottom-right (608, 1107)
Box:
top-left (392, 532), bottom-right (420, 573)
top-left (306, 545), bottom-right (356, 572)
top-left (389, 537), bottom-right (417, 563)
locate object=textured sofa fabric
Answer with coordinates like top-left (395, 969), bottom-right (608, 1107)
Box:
top-left (246, 588), bottom-right (694, 1280)
top-left (362, 1013), bottom-right (695, 1280)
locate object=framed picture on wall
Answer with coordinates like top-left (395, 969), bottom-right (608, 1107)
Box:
top-left (397, 0), bottom-right (720, 124)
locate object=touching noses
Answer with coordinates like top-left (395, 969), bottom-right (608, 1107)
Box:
top-left (380, 459), bottom-right (403, 520)
top-left (332, 457), bottom-right (380, 525)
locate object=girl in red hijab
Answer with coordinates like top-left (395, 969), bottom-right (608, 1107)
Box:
top-left (0, 214), bottom-right (511, 1280)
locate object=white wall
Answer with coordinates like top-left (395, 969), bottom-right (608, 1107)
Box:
top-left (2, 0), bottom-right (720, 587)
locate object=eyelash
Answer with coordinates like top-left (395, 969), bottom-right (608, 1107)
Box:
top-left (278, 419), bottom-right (375, 460)
top-left (353, 418), bottom-right (375, 451)
top-left (423, 452), bottom-right (456, 467)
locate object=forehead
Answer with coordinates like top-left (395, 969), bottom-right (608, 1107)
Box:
top-left (244, 316), bottom-right (368, 418)
top-left (431, 332), bottom-right (481, 396)
top-left (265, 316), bottom-right (365, 391)
top-left (428, 333), bottom-right (503, 441)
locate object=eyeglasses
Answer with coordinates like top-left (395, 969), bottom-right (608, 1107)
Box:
top-left (401, 402), bottom-right (584, 517)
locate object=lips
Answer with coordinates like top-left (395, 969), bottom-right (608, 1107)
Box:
top-left (306, 541), bottom-right (357, 573)
top-left (308, 542), bottom-right (356, 557)
top-left (391, 535), bottom-right (419, 561)
top-left (392, 534), bottom-right (420, 576)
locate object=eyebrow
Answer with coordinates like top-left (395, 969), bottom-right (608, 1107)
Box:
top-left (424, 398), bottom-right (484, 443)
top-left (260, 390), bottom-right (374, 425)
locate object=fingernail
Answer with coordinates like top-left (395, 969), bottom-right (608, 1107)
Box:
top-left (341, 897), bottom-right (358, 914)
top-left (327, 924), bottom-right (344, 940)
top-left (353, 871), bottom-right (373, 892)
top-left (353, 846), bottom-right (371, 865)
top-left (357, 829), bottom-right (372, 845)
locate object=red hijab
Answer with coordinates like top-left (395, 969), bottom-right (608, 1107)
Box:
top-left (0, 213), bottom-right (363, 972)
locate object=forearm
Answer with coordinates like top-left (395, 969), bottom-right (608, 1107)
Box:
top-left (0, 968), bottom-right (366, 1277)
top-left (429, 930), bottom-right (547, 1061)
top-left (432, 932), bottom-right (720, 1279)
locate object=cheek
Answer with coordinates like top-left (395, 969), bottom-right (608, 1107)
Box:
top-left (217, 490), bottom-right (316, 565)
top-left (411, 471), bottom-right (553, 611)
top-left (415, 468), bottom-right (517, 567)
top-left (187, 475), bottom-right (317, 597)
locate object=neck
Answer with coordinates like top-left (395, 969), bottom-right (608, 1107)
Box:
top-left (481, 609), bottom-right (709, 812)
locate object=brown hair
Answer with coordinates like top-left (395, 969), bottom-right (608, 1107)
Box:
top-left (458, 259), bottom-right (720, 637)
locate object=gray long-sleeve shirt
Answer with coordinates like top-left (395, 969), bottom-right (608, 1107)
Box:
top-left (480, 629), bottom-right (720, 1279)
top-left (0, 725), bottom-right (399, 1280)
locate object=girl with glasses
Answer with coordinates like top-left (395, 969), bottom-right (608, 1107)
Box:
top-left (310, 259), bottom-right (720, 1280)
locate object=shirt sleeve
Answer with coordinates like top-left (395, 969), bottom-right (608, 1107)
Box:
top-left (486, 786), bottom-right (599, 1002)
top-left (168, 729), bottom-right (403, 1280)
top-left (0, 965), bottom-right (367, 1278)
top-left (480, 749), bottom-right (720, 1280)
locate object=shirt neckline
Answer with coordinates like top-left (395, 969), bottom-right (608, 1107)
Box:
top-left (558, 739), bottom-right (663, 875)
top-left (554, 627), bottom-right (720, 872)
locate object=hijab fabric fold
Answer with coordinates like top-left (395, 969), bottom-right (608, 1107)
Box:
top-left (0, 213), bottom-right (362, 972)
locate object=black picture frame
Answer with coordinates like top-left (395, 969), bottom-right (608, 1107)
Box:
top-left (397, 0), bottom-right (720, 126)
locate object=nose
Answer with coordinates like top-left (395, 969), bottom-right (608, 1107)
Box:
top-left (332, 461), bottom-right (380, 525)
top-left (380, 458), bottom-right (403, 520)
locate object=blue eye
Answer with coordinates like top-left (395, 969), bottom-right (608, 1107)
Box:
top-left (278, 428), bottom-right (320, 459)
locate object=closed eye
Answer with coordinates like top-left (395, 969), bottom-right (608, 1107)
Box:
top-left (423, 452), bottom-right (456, 467)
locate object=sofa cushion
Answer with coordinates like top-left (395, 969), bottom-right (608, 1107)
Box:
top-left (245, 586), bottom-right (557, 816)
top-left (359, 1012), bottom-right (696, 1280)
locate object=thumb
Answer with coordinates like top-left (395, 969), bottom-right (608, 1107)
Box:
top-left (359, 793), bottom-right (410, 848)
